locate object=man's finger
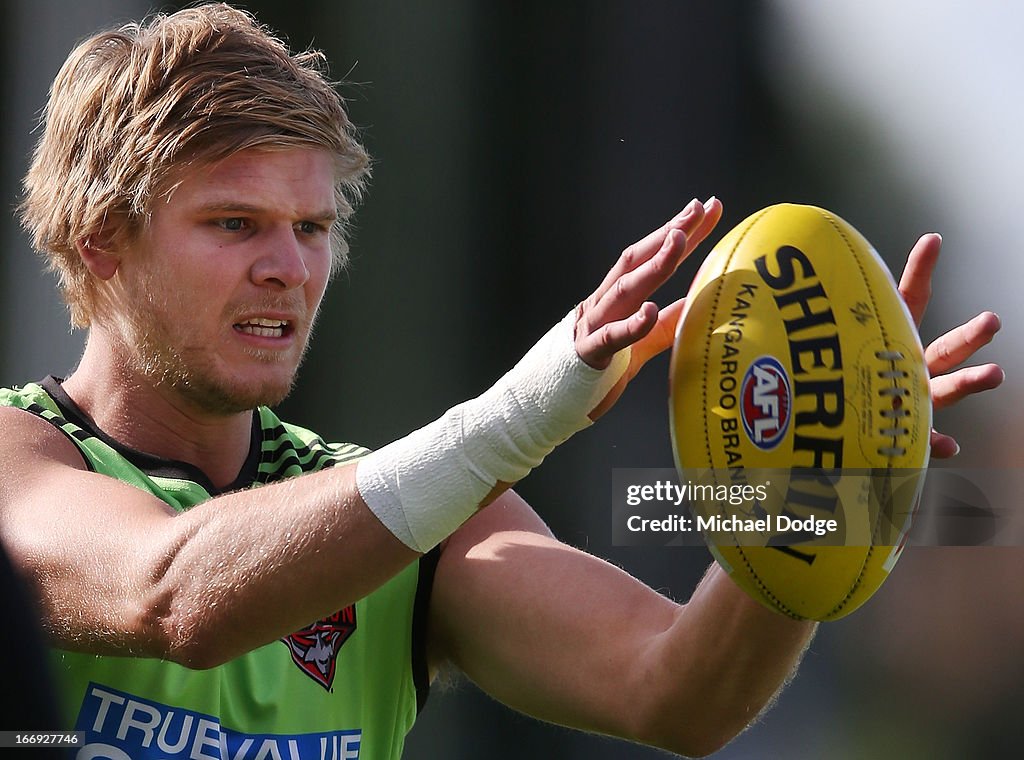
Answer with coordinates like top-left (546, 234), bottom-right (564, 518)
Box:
top-left (929, 429), bottom-right (960, 459)
top-left (685, 197), bottom-right (723, 254)
top-left (930, 363), bottom-right (1004, 410)
top-left (925, 311), bottom-right (1001, 376)
top-left (631, 296), bottom-right (687, 368)
top-left (584, 228), bottom-right (687, 330)
top-left (897, 233), bottom-right (941, 326)
top-left (591, 200), bottom-right (704, 303)
top-left (577, 302), bottom-right (659, 369)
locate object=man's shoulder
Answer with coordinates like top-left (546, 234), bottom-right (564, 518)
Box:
top-left (0, 385), bottom-right (89, 471)
top-left (0, 381), bottom-right (75, 452)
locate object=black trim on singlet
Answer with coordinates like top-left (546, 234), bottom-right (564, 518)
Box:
top-left (40, 376), bottom-right (261, 496)
top-left (21, 401), bottom-right (97, 473)
top-left (412, 545), bottom-right (441, 714)
top-left (256, 420), bottom-right (338, 482)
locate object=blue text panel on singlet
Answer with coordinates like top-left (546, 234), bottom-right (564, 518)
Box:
top-left (75, 682), bottom-right (362, 759)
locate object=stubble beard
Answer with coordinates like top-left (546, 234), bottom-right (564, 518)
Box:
top-left (119, 287), bottom-right (315, 417)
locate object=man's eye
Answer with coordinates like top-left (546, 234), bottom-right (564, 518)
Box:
top-left (219, 218), bottom-right (247, 231)
top-left (297, 221), bottom-right (325, 235)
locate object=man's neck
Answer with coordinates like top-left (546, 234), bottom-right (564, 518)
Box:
top-left (63, 332), bottom-right (255, 491)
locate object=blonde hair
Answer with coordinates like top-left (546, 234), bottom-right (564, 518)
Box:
top-left (20, 3), bottom-right (370, 327)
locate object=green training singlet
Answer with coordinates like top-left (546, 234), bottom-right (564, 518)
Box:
top-left (0, 378), bottom-right (438, 760)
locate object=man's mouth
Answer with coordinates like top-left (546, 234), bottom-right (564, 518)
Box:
top-left (234, 318), bottom-right (291, 338)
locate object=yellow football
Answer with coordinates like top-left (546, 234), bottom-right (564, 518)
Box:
top-left (669, 204), bottom-right (931, 621)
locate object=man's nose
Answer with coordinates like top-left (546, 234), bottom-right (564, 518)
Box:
top-left (249, 227), bottom-right (310, 290)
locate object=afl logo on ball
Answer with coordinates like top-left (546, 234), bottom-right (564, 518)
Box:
top-left (741, 356), bottom-right (791, 450)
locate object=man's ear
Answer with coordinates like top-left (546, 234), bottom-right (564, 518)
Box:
top-left (74, 236), bottom-right (120, 281)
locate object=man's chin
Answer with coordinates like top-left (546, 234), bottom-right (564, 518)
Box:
top-left (172, 373), bottom-right (297, 415)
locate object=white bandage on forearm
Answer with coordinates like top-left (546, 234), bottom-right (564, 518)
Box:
top-left (356, 309), bottom-right (630, 553)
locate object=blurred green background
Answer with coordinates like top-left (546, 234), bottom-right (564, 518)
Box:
top-left (2, 1), bottom-right (1019, 757)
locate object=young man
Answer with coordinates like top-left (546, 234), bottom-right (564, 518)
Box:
top-left (0, 4), bottom-right (1003, 759)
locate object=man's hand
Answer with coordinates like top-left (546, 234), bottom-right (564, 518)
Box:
top-left (897, 233), bottom-right (1004, 457)
top-left (581, 196), bottom-right (724, 419)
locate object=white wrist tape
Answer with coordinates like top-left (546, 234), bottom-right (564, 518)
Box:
top-left (356, 309), bottom-right (630, 552)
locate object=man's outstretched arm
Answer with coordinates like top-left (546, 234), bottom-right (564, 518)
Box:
top-left (426, 233), bottom-right (1003, 758)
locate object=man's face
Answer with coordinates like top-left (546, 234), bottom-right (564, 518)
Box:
top-left (107, 147), bottom-right (337, 414)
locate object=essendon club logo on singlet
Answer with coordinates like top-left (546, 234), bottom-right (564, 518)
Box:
top-left (281, 605), bottom-right (357, 690)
